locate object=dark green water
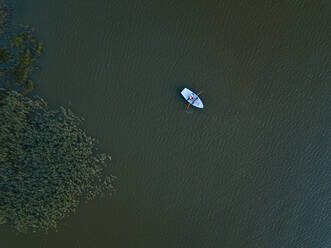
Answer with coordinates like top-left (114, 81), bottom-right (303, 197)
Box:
top-left (2, 0), bottom-right (330, 247)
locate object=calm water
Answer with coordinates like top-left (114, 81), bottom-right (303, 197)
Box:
top-left (2, 0), bottom-right (330, 247)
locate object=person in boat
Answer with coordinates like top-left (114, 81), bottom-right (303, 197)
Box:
top-left (188, 94), bottom-right (193, 100)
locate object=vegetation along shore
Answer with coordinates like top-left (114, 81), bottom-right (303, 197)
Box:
top-left (0, 0), bottom-right (115, 233)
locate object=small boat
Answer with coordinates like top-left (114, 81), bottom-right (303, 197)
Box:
top-left (181, 88), bottom-right (204, 108)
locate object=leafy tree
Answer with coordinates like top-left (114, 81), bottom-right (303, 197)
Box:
top-left (0, 89), bottom-right (114, 232)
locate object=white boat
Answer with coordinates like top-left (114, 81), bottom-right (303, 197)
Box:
top-left (181, 88), bottom-right (204, 108)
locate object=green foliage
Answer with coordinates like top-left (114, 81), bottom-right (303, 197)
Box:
top-left (0, 2), bottom-right (43, 94)
top-left (0, 26), bottom-right (43, 94)
top-left (0, 47), bottom-right (10, 63)
top-left (0, 0), bottom-right (9, 34)
top-left (0, 88), bottom-right (114, 233)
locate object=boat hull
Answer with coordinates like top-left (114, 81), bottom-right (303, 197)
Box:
top-left (181, 88), bottom-right (204, 108)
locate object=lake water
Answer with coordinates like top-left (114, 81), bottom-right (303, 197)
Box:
top-left (2, 0), bottom-right (330, 247)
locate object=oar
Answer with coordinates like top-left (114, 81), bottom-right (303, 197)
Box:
top-left (186, 102), bottom-right (191, 109)
top-left (197, 91), bottom-right (203, 96)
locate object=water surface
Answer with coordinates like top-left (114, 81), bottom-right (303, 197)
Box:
top-left (2, 0), bottom-right (330, 247)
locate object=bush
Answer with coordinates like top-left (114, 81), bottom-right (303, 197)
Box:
top-left (0, 88), bottom-right (114, 232)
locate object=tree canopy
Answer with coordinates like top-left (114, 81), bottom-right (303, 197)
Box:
top-left (0, 0), bottom-right (43, 94)
top-left (0, 89), bottom-right (114, 232)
